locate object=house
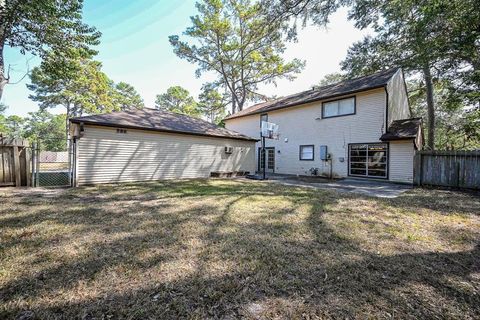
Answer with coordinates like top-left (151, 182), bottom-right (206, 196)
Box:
top-left (69, 109), bottom-right (257, 186)
top-left (224, 68), bottom-right (422, 184)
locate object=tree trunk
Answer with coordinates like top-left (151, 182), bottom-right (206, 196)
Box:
top-left (231, 82), bottom-right (237, 114)
top-left (238, 98), bottom-right (244, 112)
top-left (65, 103), bottom-right (71, 141)
top-left (0, 46), bottom-right (8, 101)
top-left (423, 65), bottom-right (435, 150)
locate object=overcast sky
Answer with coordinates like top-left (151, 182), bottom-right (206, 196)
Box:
top-left (2, 0), bottom-right (371, 117)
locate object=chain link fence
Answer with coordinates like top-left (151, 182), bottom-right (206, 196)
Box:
top-left (32, 138), bottom-right (74, 187)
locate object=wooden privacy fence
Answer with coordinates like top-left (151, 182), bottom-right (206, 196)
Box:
top-left (0, 137), bottom-right (31, 187)
top-left (414, 150), bottom-right (480, 190)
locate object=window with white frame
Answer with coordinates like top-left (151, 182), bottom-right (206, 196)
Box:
top-left (299, 145), bottom-right (314, 161)
top-left (322, 97), bottom-right (355, 118)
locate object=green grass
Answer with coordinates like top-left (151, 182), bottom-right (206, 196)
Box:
top-left (1, 179), bottom-right (479, 319)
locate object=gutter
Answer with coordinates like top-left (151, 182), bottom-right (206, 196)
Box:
top-left (380, 136), bottom-right (416, 141)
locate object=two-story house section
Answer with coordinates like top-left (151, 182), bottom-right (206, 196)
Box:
top-left (224, 68), bottom-right (423, 184)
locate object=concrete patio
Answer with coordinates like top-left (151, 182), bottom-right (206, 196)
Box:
top-left (258, 174), bottom-right (412, 198)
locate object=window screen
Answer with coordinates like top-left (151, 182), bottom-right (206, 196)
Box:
top-left (322, 97), bottom-right (355, 118)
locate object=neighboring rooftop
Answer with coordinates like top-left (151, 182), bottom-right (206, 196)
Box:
top-left (225, 68), bottom-right (400, 120)
top-left (70, 108), bottom-right (257, 141)
top-left (380, 118), bottom-right (422, 141)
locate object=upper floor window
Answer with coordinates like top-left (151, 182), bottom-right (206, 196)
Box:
top-left (116, 128), bottom-right (127, 134)
top-left (260, 113), bottom-right (268, 127)
top-left (322, 97), bottom-right (355, 118)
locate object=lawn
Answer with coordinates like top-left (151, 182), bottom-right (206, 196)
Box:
top-left (1, 179), bottom-right (479, 319)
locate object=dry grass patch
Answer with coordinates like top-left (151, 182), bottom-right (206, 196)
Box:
top-left (1, 180), bottom-right (479, 319)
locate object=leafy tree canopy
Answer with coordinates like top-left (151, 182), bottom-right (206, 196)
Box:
top-left (314, 72), bottom-right (347, 88)
top-left (170, 0), bottom-right (305, 114)
top-left (0, 108), bottom-right (67, 150)
top-left (28, 49), bottom-right (109, 117)
top-left (0, 103), bottom-right (7, 134)
top-left (0, 102), bottom-right (7, 114)
top-left (23, 110), bottom-right (67, 151)
top-left (261, 0), bottom-right (344, 39)
top-left (113, 82), bottom-right (145, 110)
top-left (268, 0), bottom-right (479, 150)
top-left (408, 78), bottom-right (480, 150)
top-left (1, 114), bottom-right (24, 138)
top-left (0, 0), bottom-right (100, 99)
top-left (155, 86), bottom-right (201, 117)
top-left (339, 0), bottom-right (480, 150)
top-left (198, 83), bottom-right (227, 124)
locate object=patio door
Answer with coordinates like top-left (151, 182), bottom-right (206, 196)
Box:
top-left (259, 147), bottom-right (275, 173)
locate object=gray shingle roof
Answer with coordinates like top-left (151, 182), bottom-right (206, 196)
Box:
top-left (380, 118), bottom-right (422, 141)
top-left (225, 68), bottom-right (400, 120)
top-left (70, 108), bottom-right (257, 141)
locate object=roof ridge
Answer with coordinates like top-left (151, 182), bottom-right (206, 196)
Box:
top-left (393, 117), bottom-right (422, 122)
top-left (73, 108), bottom-right (218, 127)
top-left (337, 68), bottom-right (396, 83)
top-left (69, 108), bottom-right (257, 141)
top-left (225, 67), bottom-right (401, 119)
top-left (141, 108), bottom-right (221, 126)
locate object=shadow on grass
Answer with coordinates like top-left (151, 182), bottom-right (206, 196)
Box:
top-left (1, 179), bottom-right (479, 319)
top-left (383, 187), bottom-right (480, 215)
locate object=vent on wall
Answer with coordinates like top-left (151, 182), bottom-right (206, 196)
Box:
top-left (224, 146), bottom-right (233, 154)
top-left (116, 128), bottom-right (127, 134)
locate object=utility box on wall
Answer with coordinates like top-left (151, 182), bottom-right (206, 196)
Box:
top-left (320, 145), bottom-right (328, 161)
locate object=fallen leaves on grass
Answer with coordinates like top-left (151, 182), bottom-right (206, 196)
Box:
top-left (1, 180), bottom-right (479, 319)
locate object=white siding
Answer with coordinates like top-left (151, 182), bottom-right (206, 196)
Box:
top-left (76, 125), bottom-right (256, 185)
top-left (386, 69), bottom-right (411, 124)
top-left (226, 89), bottom-right (387, 178)
top-left (389, 140), bottom-right (415, 183)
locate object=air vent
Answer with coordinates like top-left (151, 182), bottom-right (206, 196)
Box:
top-left (116, 128), bottom-right (127, 134)
top-left (224, 146), bottom-right (233, 154)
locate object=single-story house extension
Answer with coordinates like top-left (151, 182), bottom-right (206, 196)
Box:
top-left (69, 109), bottom-right (257, 186)
top-left (224, 68), bottom-right (423, 184)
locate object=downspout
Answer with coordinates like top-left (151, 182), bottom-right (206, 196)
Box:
top-left (384, 85), bottom-right (389, 134)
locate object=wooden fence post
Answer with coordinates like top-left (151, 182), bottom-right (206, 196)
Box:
top-left (13, 145), bottom-right (21, 187)
top-left (31, 142), bottom-right (36, 187)
top-left (413, 152), bottom-right (422, 186)
top-left (35, 141), bottom-right (40, 187)
top-left (25, 147), bottom-right (31, 187)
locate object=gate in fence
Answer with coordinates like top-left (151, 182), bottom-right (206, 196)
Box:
top-left (414, 150), bottom-right (480, 190)
top-left (32, 138), bottom-right (76, 187)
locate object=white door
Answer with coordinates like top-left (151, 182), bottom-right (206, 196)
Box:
top-left (259, 148), bottom-right (275, 173)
